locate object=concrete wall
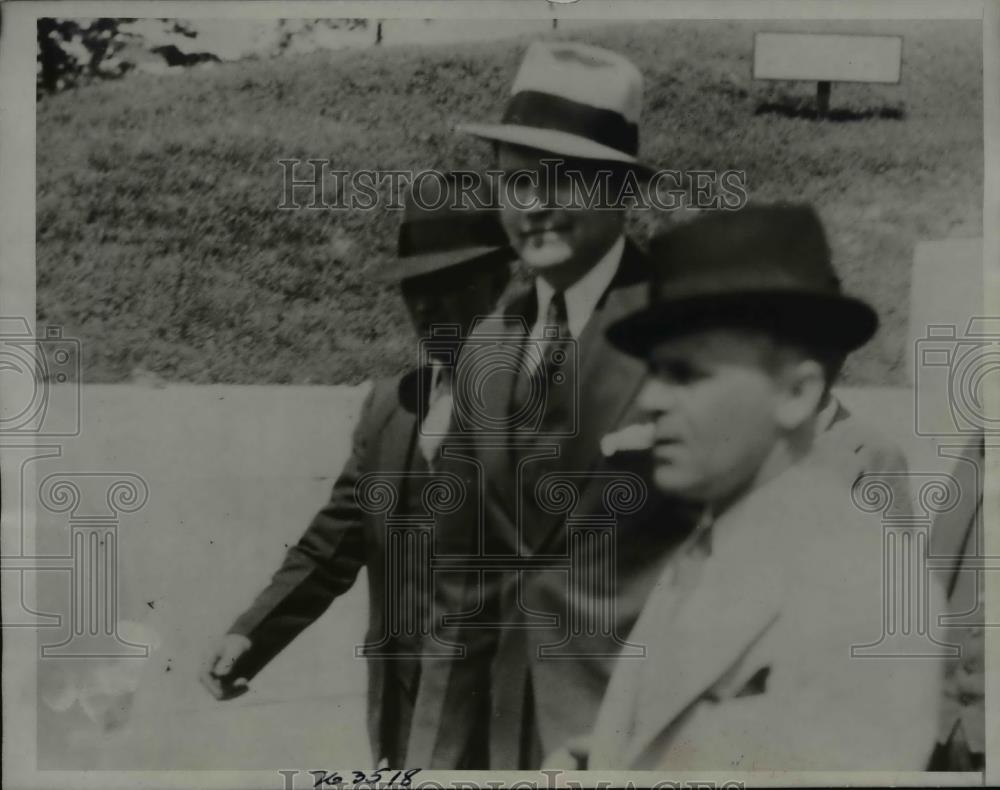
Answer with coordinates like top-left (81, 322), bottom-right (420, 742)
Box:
top-left (21, 380), bottom-right (958, 769)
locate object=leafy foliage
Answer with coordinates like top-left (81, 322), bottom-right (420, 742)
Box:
top-left (37, 18), bottom-right (136, 95)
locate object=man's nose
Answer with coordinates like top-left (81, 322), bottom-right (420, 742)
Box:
top-left (505, 179), bottom-right (555, 212)
top-left (637, 377), bottom-right (674, 417)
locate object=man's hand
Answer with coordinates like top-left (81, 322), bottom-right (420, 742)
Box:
top-left (199, 633), bottom-right (252, 700)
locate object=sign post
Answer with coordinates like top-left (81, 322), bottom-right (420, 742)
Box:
top-left (816, 80), bottom-right (831, 117)
top-left (753, 32), bottom-right (903, 117)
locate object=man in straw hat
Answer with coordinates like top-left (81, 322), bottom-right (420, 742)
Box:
top-left (406, 40), bottom-right (697, 770)
top-left (580, 205), bottom-right (945, 770)
top-left (199, 172), bottom-right (512, 768)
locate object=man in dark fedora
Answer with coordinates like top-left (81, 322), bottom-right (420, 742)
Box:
top-left (585, 205), bottom-right (944, 770)
top-left (406, 41), bottom-right (696, 770)
top-left (199, 172), bottom-right (512, 768)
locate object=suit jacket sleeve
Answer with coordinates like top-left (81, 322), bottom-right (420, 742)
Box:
top-left (226, 382), bottom-right (387, 679)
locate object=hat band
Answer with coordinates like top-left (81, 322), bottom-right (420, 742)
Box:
top-left (501, 90), bottom-right (639, 157)
top-left (398, 214), bottom-right (505, 258)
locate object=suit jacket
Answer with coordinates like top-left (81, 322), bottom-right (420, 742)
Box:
top-left (406, 240), bottom-right (697, 769)
top-left (228, 371), bottom-right (432, 766)
top-left (588, 453), bottom-right (945, 771)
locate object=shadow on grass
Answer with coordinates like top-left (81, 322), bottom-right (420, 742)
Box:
top-left (755, 101), bottom-right (906, 122)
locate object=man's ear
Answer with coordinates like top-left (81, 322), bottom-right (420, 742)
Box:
top-left (773, 357), bottom-right (826, 431)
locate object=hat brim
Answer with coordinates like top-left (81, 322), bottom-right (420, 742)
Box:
top-left (607, 291), bottom-right (879, 357)
top-left (457, 122), bottom-right (655, 175)
top-left (371, 245), bottom-right (509, 285)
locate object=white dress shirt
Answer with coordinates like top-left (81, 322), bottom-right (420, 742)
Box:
top-left (531, 235), bottom-right (625, 340)
top-left (418, 362), bottom-right (453, 466)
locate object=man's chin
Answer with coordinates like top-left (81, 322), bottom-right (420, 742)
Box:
top-left (653, 467), bottom-right (704, 501)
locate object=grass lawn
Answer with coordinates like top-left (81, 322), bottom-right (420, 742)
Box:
top-left (36, 19), bottom-right (983, 385)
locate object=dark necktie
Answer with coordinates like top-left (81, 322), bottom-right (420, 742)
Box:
top-left (539, 290), bottom-right (571, 381)
top-left (510, 290), bottom-right (571, 425)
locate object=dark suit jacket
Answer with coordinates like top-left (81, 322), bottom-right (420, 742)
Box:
top-left (406, 240), bottom-right (696, 769)
top-left (228, 371), bottom-right (431, 766)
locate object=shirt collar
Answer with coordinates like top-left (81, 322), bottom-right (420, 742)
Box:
top-left (534, 236), bottom-right (625, 338)
top-left (688, 505), bottom-right (715, 556)
top-left (429, 360), bottom-right (452, 394)
top-left (814, 392), bottom-right (841, 434)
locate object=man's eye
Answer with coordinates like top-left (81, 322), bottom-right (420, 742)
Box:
top-left (657, 361), bottom-right (703, 384)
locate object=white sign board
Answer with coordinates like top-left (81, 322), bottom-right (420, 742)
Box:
top-left (753, 32), bottom-right (902, 84)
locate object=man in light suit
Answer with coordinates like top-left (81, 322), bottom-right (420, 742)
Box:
top-left (199, 173), bottom-right (512, 767)
top-left (586, 205), bottom-right (945, 770)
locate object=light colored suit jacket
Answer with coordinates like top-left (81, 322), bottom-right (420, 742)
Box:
top-left (813, 394), bottom-right (912, 515)
top-left (588, 452), bottom-right (944, 771)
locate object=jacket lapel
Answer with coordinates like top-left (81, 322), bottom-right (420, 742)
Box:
top-left (391, 367), bottom-right (429, 475)
top-left (618, 471), bottom-right (813, 766)
top-left (624, 566), bottom-right (782, 766)
top-left (472, 287), bottom-right (536, 521)
top-left (528, 242), bottom-right (650, 553)
top-left (560, 242), bottom-right (649, 467)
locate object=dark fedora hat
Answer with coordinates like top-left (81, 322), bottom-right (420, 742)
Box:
top-left (371, 171), bottom-right (511, 284)
top-left (607, 204), bottom-right (878, 355)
